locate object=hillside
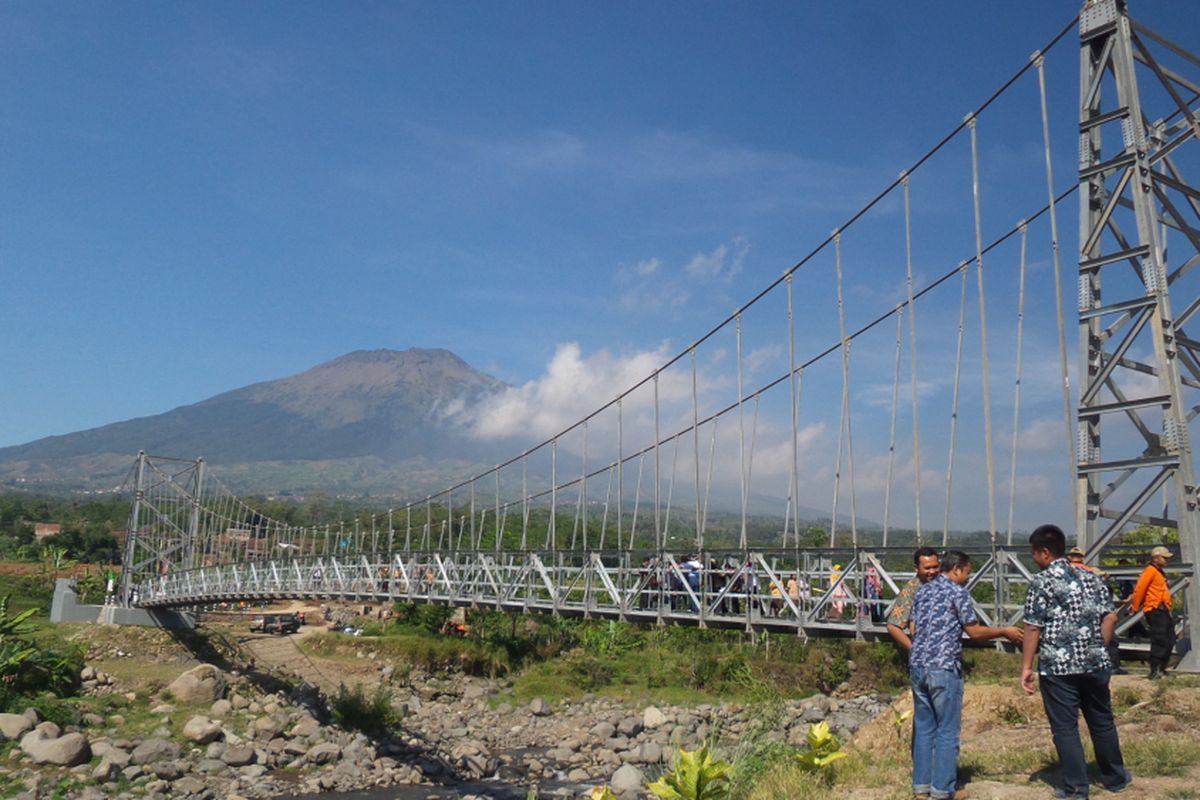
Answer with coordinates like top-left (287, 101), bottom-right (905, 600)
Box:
top-left (0, 348), bottom-right (507, 494)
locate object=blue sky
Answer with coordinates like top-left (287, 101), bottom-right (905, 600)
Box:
top-left (3, 2), bottom-right (1199, 531)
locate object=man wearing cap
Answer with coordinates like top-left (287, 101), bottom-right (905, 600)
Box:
top-left (1128, 545), bottom-right (1175, 679)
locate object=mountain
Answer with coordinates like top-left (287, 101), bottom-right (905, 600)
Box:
top-left (0, 348), bottom-right (507, 494)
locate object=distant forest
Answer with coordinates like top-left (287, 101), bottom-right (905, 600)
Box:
top-left (0, 489), bottom-right (1019, 567)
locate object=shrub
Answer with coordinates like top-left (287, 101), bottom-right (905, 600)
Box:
top-left (22, 694), bottom-right (78, 729)
top-left (727, 741), bottom-right (793, 800)
top-left (648, 746), bottom-right (732, 800)
top-left (793, 721), bottom-right (847, 782)
top-left (330, 682), bottom-right (400, 738)
top-left (0, 596), bottom-right (82, 709)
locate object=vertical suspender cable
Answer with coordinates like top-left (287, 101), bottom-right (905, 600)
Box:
top-left (703, 420), bottom-right (718, 543)
top-left (599, 467), bottom-right (612, 550)
top-left (654, 371), bottom-right (663, 551)
top-left (663, 436), bottom-right (680, 547)
top-left (903, 175), bottom-right (925, 544)
top-left (787, 274), bottom-right (801, 551)
top-left (423, 499), bottom-right (431, 551)
top-left (969, 115), bottom-right (1000, 546)
top-left (521, 458), bottom-right (529, 550)
top-left (495, 469), bottom-right (502, 553)
top-left (736, 314), bottom-right (749, 548)
top-left (1007, 224), bottom-right (1030, 546)
top-left (582, 421), bottom-right (589, 550)
top-left (692, 348), bottom-right (702, 550)
top-left (550, 441), bottom-right (558, 550)
top-left (617, 400), bottom-right (624, 552)
top-left (629, 453), bottom-right (644, 551)
top-left (832, 232), bottom-right (859, 546)
top-left (944, 263), bottom-right (970, 545)
top-left (883, 307), bottom-right (905, 547)
top-left (1036, 53), bottom-right (1078, 512)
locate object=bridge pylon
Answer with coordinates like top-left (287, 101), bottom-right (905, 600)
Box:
top-left (1076, 0), bottom-right (1200, 670)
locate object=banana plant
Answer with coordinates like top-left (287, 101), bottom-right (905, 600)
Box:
top-left (648, 746), bottom-right (732, 800)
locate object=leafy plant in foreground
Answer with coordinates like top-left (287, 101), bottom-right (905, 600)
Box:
top-left (648, 746), bottom-right (732, 800)
top-left (793, 721), bottom-right (847, 781)
top-left (891, 708), bottom-right (912, 744)
top-left (0, 595), bottom-right (82, 709)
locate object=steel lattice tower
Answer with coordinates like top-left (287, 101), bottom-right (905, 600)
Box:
top-left (1076, 0), bottom-right (1200, 670)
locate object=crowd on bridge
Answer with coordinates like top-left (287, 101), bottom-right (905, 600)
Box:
top-left (633, 555), bottom-right (883, 621)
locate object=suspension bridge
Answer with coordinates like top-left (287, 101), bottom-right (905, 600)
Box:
top-left (108, 1), bottom-right (1200, 668)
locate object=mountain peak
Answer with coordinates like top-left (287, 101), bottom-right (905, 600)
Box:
top-left (325, 348), bottom-right (465, 367)
top-left (0, 348), bottom-right (507, 472)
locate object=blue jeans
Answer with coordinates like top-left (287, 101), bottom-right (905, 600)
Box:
top-left (911, 665), bottom-right (964, 799)
top-left (1039, 671), bottom-right (1129, 798)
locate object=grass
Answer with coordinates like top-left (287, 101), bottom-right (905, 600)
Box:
top-left (743, 748), bottom-right (914, 800)
top-left (960, 744), bottom-right (1058, 778)
top-left (1122, 737), bottom-right (1200, 777)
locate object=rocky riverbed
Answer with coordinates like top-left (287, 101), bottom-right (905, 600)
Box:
top-left (0, 659), bottom-right (893, 800)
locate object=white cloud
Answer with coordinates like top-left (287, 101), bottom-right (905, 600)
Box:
top-left (635, 258), bottom-right (660, 277)
top-left (1001, 472), bottom-right (1053, 505)
top-left (617, 238), bottom-right (750, 313)
top-left (461, 342), bottom-right (686, 441)
top-left (1016, 417), bottom-right (1069, 453)
top-left (684, 238), bottom-right (748, 282)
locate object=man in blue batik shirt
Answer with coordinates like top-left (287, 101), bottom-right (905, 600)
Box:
top-left (1022, 524), bottom-right (1131, 799)
top-left (910, 550), bottom-right (1023, 800)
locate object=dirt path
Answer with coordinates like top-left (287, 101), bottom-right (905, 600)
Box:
top-left (230, 601), bottom-right (385, 692)
top-left (852, 676), bottom-right (1200, 799)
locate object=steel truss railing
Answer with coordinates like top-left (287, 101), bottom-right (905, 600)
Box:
top-left (134, 547), bottom-right (1193, 648)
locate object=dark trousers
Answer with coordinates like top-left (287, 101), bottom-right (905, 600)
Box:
top-left (1039, 671), bottom-right (1128, 797)
top-left (1145, 607), bottom-right (1176, 671)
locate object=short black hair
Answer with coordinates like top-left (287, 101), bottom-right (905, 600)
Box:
top-left (1029, 524), bottom-right (1066, 557)
top-left (940, 550), bottom-right (971, 572)
top-left (913, 546), bottom-right (939, 566)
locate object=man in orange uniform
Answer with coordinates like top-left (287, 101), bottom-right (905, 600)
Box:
top-left (1128, 545), bottom-right (1175, 679)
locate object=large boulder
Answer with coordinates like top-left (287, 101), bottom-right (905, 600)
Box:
top-left (20, 730), bottom-right (91, 766)
top-left (167, 664), bottom-right (226, 705)
top-left (289, 716), bottom-right (321, 739)
top-left (182, 715), bottom-right (223, 744)
top-left (221, 744), bottom-right (256, 767)
top-left (643, 706), bottom-right (668, 729)
top-left (131, 737), bottom-right (181, 765)
top-left (0, 713), bottom-right (33, 741)
top-left (306, 742), bottom-right (342, 765)
top-left (611, 763), bottom-right (644, 797)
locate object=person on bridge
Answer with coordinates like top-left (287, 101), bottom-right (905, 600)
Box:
top-left (1126, 545), bottom-right (1176, 679)
top-left (886, 546), bottom-right (940, 652)
top-left (1021, 524), bottom-right (1131, 798)
top-left (910, 550), bottom-right (1023, 800)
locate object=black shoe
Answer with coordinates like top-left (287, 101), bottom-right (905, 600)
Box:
top-left (1148, 668), bottom-right (1163, 680)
